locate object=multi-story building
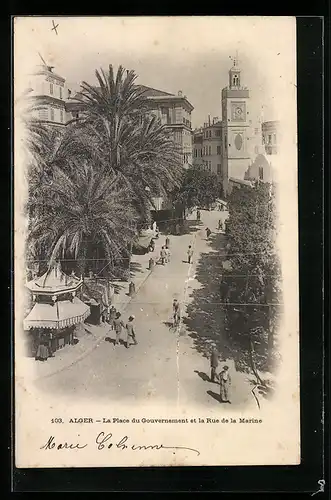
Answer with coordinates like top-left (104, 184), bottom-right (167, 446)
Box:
top-left (193, 118), bottom-right (222, 176)
top-left (243, 119), bottom-right (280, 184)
top-left (262, 120), bottom-right (280, 155)
top-left (27, 63), bottom-right (68, 126)
top-left (138, 85), bottom-right (194, 168)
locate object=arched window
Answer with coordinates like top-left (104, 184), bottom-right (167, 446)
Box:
top-left (232, 74), bottom-right (239, 86)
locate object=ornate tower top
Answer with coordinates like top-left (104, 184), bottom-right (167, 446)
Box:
top-left (229, 50), bottom-right (241, 89)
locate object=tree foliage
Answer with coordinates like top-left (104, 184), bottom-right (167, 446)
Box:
top-left (223, 182), bottom-right (282, 379)
top-left (172, 165), bottom-right (222, 212)
top-left (24, 64), bottom-right (183, 275)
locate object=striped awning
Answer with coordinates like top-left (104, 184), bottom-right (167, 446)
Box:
top-left (23, 297), bottom-right (90, 330)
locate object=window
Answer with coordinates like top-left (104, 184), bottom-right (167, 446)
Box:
top-left (217, 146), bottom-right (221, 155)
top-left (217, 164), bottom-right (222, 174)
top-left (50, 107), bottom-right (54, 121)
top-left (268, 134), bottom-right (272, 144)
top-left (50, 83), bottom-right (53, 95)
top-left (209, 131), bottom-right (212, 138)
top-left (60, 109), bottom-right (64, 123)
top-left (38, 107), bottom-right (48, 120)
top-left (259, 167), bottom-right (264, 180)
top-left (273, 133), bottom-right (277, 144)
top-left (209, 146), bottom-right (212, 155)
top-left (232, 74), bottom-right (239, 86)
top-left (215, 129), bottom-right (221, 137)
top-left (59, 87), bottom-right (62, 99)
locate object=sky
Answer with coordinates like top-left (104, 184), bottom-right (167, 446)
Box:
top-left (14, 17), bottom-right (296, 128)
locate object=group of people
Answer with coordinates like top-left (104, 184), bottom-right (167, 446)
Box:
top-left (159, 237), bottom-right (171, 265)
top-left (210, 348), bottom-right (232, 403)
top-left (104, 306), bottom-right (138, 349)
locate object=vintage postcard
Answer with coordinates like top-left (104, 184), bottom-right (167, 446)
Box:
top-left (14, 16), bottom-right (300, 467)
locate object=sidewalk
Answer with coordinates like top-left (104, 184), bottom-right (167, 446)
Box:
top-left (25, 237), bottom-right (165, 382)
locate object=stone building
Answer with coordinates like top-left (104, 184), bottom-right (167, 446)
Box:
top-left (27, 63), bottom-right (68, 126)
top-left (193, 117), bottom-right (222, 176)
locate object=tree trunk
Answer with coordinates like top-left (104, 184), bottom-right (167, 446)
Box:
top-left (249, 335), bottom-right (264, 386)
top-left (77, 245), bottom-right (87, 282)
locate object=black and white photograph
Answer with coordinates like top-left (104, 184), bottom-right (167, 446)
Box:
top-left (14, 16), bottom-right (300, 467)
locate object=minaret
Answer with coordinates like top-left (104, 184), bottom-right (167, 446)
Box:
top-left (221, 52), bottom-right (251, 196)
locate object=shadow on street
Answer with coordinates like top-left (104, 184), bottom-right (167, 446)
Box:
top-left (183, 231), bottom-right (230, 361)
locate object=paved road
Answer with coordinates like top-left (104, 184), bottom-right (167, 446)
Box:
top-left (36, 210), bottom-right (254, 409)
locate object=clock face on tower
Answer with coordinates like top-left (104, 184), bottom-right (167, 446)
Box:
top-left (231, 102), bottom-right (246, 121)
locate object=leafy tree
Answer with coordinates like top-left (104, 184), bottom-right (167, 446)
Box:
top-left (223, 182), bottom-right (282, 385)
top-left (171, 165), bottom-right (222, 215)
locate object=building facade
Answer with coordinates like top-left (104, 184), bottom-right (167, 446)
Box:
top-left (27, 64), bottom-right (68, 126)
top-left (262, 120), bottom-right (280, 155)
top-left (139, 86), bottom-right (194, 169)
top-left (221, 57), bottom-right (252, 196)
top-left (243, 120), bottom-right (280, 184)
top-left (193, 118), bottom-right (222, 176)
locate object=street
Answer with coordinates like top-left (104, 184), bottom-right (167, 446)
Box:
top-left (36, 209), bottom-right (254, 409)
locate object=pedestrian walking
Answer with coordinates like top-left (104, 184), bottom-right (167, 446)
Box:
top-left (187, 245), bottom-right (193, 264)
top-left (160, 246), bottom-right (167, 265)
top-left (108, 305), bottom-right (117, 330)
top-left (197, 209), bottom-right (201, 221)
top-left (152, 221), bottom-right (157, 232)
top-left (172, 298), bottom-right (181, 327)
top-left (210, 348), bottom-right (220, 382)
top-left (149, 238), bottom-right (155, 252)
top-left (219, 365), bottom-right (232, 403)
top-left (113, 312), bottom-right (125, 346)
top-left (165, 246), bottom-right (171, 263)
top-left (206, 227), bottom-right (211, 239)
top-left (165, 237), bottom-right (170, 248)
top-left (218, 219), bottom-right (223, 231)
top-left (125, 315), bottom-right (138, 348)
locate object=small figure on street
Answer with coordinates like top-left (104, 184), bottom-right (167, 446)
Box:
top-left (125, 315), bottom-right (138, 348)
top-left (109, 305), bottom-right (117, 330)
top-left (172, 298), bottom-right (180, 327)
top-left (218, 219), bottom-right (223, 231)
top-left (165, 236), bottom-right (170, 248)
top-left (152, 221), bottom-right (157, 232)
top-left (206, 227), bottom-right (211, 239)
top-left (113, 312), bottom-right (125, 346)
top-left (35, 341), bottom-right (50, 362)
top-left (160, 246), bottom-right (167, 265)
top-left (219, 365), bottom-right (232, 403)
top-left (210, 348), bottom-right (220, 382)
top-left (165, 245), bottom-right (171, 263)
top-left (149, 238), bottom-right (155, 252)
top-left (187, 245), bottom-right (193, 264)
top-left (197, 209), bottom-right (201, 221)
top-left (155, 227), bottom-right (159, 239)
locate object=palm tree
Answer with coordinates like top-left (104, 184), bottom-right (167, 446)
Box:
top-left (76, 65), bottom-right (183, 221)
top-left (27, 160), bottom-right (137, 278)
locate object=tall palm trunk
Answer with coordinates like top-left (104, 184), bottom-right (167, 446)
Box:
top-left (77, 244), bottom-right (88, 281)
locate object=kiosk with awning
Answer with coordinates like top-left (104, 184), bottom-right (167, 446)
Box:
top-left (24, 262), bottom-right (90, 356)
